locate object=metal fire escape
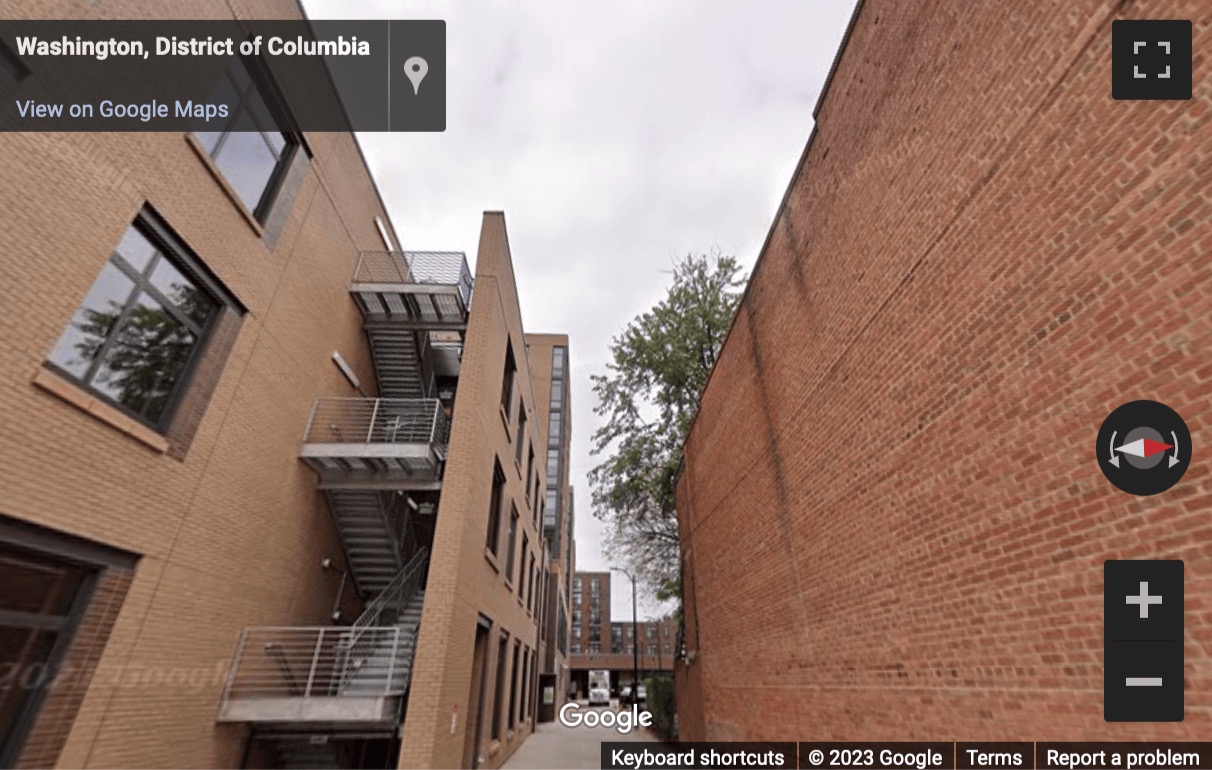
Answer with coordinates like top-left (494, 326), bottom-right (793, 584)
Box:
top-left (217, 251), bottom-right (472, 744)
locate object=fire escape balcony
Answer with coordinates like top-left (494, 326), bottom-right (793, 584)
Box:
top-left (216, 551), bottom-right (428, 730)
top-left (351, 250), bottom-right (472, 331)
top-left (300, 397), bottom-right (449, 485)
top-left (215, 626), bottom-right (409, 729)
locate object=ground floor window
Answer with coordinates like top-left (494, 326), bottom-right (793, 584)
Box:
top-left (0, 516), bottom-right (136, 767)
top-left (0, 540), bottom-right (96, 765)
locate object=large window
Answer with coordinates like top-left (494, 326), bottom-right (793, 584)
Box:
top-left (485, 460), bottom-right (506, 556)
top-left (550, 380), bottom-right (563, 410)
top-left (193, 57), bottom-right (300, 222)
top-left (548, 412), bottom-right (562, 442)
top-left (0, 540), bottom-right (97, 765)
top-left (500, 341), bottom-right (516, 418)
top-left (47, 213), bottom-right (224, 429)
top-left (546, 449), bottom-right (559, 481)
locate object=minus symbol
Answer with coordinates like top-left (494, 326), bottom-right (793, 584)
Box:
top-left (1125, 677), bottom-right (1163, 687)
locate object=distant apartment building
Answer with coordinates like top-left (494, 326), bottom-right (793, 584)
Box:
top-left (0, 6), bottom-right (566, 770)
top-left (566, 572), bottom-right (675, 696)
top-left (522, 334), bottom-right (575, 721)
top-left (674, 0), bottom-right (1212, 744)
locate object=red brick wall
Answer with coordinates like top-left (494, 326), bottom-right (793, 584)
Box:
top-left (676, 0), bottom-right (1212, 742)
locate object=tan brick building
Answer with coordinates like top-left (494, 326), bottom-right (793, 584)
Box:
top-left (521, 334), bottom-right (576, 721)
top-left (0, 3), bottom-right (568, 769)
top-left (675, 0), bottom-right (1212, 744)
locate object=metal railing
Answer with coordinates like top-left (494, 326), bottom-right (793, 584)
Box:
top-left (353, 250), bottom-right (474, 309)
top-left (406, 251), bottom-right (474, 309)
top-left (351, 548), bottom-right (428, 640)
top-left (353, 251), bottom-right (412, 284)
top-left (219, 626), bottom-right (407, 702)
top-left (303, 398), bottom-right (450, 448)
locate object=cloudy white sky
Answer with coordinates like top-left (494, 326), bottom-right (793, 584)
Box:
top-left (301, 0), bottom-right (859, 619)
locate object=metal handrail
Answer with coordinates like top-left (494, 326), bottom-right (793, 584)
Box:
top-left (302, 398), bottom-right (450, 448)
top-left (353, 250), bottom-right (473, 309)
top-left (218, 626), bottom-right (408, 701)
top-left (350, 548), bottom-right (428, 640)
top-left (352, 251), bottom-right (411, 284)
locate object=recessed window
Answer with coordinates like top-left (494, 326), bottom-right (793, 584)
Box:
top-left (525, 448), bottom-right (535, 503)
top-left (492, 633), bottom-right (507, 740)
top-left (515, 408), bottom-right (527, 467)
top-left (47, 213), bottom-right (225, 429)
top-left (548, 412), bottom-right (562, 443)
top-left (546, 449), bottom-right (559, 481)
top-left (500, 341), bottom-right (516, 419)
top-left (505, 505), bottom-right (519, 583)
top-left (486, 459), bottom-right (506, 556)
top-left (518, 533), bottom-right (528, 595)
top-left (528, 557), bottom-right (536, 611)
top-left (193, 57), bottom-right (300, 222)
top-left (0, 541), bottom-right (94, 764)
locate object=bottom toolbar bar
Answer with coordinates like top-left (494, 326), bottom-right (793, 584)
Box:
top-left (600, 742), bottom-right (1212, 770)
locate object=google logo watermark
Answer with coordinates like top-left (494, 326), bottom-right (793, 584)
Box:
top-left (559, 702), bottom-right (653, 734)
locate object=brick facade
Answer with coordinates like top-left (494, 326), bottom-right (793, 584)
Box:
top-left (676, 0), bottom-right (1212, 743)
top-left (1, 1), bottom-right (429, 766)
top-left (398, 213), bottom-right (552, 770)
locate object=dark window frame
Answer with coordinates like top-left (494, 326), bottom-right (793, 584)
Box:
top-left (504, 504), bottom-right (519, 585)
top-left (517, 532), bottom-right (528, 597)
top-left (0, 516), bottom-right (137, 768)
top-left (500, 341), bottom-right (516, 420)
top-left (525, 446), bottom-right (534, 504)
top-left (193, 55), bottom-right (303, 224)
top-left (492, 632), bottom-right (508, 740)
top-left (45, 208), bottom-right (239, 433)
top-left (485, 459), bottom-right (506, 556)
top-left (509, 639), bottom-right (520, 731)
top-left (515, 407), bottom-right (527, 468)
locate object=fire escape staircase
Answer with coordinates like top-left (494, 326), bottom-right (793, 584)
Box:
top-left (216, 250), bottom-right (471, 735)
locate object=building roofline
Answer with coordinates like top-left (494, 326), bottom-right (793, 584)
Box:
top-left (293, 0), bottom-right (408, 255)
top-left (675, 0), bottom-right (868, 484)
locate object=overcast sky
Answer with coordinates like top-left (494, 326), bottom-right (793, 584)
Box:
top-left (301, 0), bottom-right (859, 620)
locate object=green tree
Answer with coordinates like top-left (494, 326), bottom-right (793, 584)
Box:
top-left (589, 252), bottom-right (746, 597)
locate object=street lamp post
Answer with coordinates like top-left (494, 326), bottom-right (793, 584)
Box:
top-left (619, 568), bottom-right (639, 705)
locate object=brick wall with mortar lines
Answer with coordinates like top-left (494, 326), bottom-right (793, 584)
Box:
top-left (676, 0), bottom-right (1212, 743)
top-left (0, 1), bottom-right (406, 765)
top-left (399, 214), bottom-right (546, 769)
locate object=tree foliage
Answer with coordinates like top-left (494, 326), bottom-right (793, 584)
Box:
top-left (589, 252), bottom-right (746, 597)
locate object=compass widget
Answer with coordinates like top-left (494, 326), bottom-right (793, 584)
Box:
top-left (1096, 400), bottom-right (1191, 496)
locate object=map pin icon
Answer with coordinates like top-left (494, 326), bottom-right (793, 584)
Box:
top-left (404, 56), bottom-right (428, 95)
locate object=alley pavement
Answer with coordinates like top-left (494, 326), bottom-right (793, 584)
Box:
top-left (502, 700), bottom-right (659, 769)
